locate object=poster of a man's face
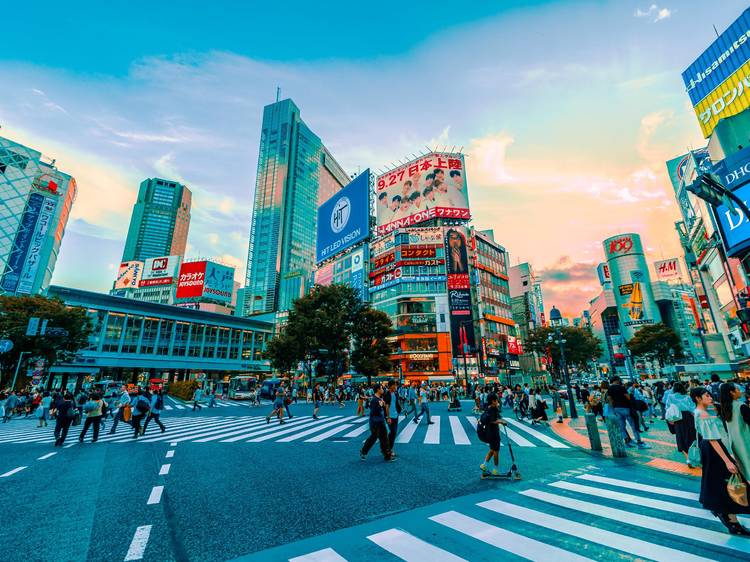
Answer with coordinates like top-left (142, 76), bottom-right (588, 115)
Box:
top-left (446, 228), bottom-right (468, 274)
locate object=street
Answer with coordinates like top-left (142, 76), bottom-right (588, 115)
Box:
top-left (0, 398), bottom-right (744, 561)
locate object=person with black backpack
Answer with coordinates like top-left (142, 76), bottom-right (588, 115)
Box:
top-left (384, 379), bottom-right (402, 452)
top-left (130, 388), bottom-right (151, 439)
top-left (142, 388), bottom-right (166, 435)
top-left (54, 392), bottom-right (76, 447)
top-left (477, 393), bottom-right (506, 476)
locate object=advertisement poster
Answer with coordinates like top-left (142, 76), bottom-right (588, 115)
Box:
top-left (114, 261), bottom-right (144, 290)
top-left (16, 195), bottom-right (55, 294)
top-left (654, 258), bottom-right (682, 281)
top-left (316, 170), bottom-right (370, 263)
top-left (444, 227), bottom-right (475, 356)
top-left (350, 247), bottom-right (365, 300)
top-left (376, 153), bottom-right (469, 235)
top-left (204, 262), bottom-right (234, 304)
top-left (1, 193), bottom-right (44, 292)
top-left (175, 261), bottom-right (207, 299)
top-left (140, 255), bottom-right (181, 287)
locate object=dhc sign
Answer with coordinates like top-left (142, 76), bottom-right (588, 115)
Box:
top-left (715, 181), bottom-right (750, 257)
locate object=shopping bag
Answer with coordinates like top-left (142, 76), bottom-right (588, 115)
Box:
top-left (687, 440), bottom-right (701, 468)
top-left (728, 472), bottom-right (749, 507)
top-left (123, 404), bottom-right (132, 422)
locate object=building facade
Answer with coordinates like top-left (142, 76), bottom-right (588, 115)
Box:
top-left (244, 98), bottom-right (349, 316)
top-left (0, 136), bottom-right (77, 296)
top-left (122, 178), bottom-right (191, 263)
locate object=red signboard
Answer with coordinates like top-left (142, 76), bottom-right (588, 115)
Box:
top-left (507, 336), bottom-right (521, 355)
top-left (374, 252), bottom-right (395, 269)
top-left (401, 246), bottom-right (437, 259)
top-left (176, 261), bottom-right (207, 299)
top-left (608, 236), bottom-right (633, 255)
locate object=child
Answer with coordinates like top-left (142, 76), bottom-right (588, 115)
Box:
top-left (480, 393), bottom-right (507, 476)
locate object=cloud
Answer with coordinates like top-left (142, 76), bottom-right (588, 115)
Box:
top-left (539, 257), bottom-right (602, 316)
top-left (635, 4), bottom-right (672, 22)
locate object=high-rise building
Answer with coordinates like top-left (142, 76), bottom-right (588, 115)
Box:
top-left (0, 136), bottom-right (77, 296)
top-left (122, 178), bottom-right (191, 263)
top-left (244, 99), bottom-right (349, 316)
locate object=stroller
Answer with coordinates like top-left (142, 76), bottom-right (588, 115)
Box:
top-left (447, 390), bottom-right (462, 412)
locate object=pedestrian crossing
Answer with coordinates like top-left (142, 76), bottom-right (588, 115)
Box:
top-left (161, 396), bottom-right (271, 411)
top-left (0, 413), bottom-right (570, 448)
top-left (244, 468), bottom-right (747, 562)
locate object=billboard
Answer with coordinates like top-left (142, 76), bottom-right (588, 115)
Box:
top-left (350, 247), bottom-right (366, 300)
top-left (140, 255), bottom-right (181, 287)
top-left (175, 261), bottom-right (206, 299)
top-left (314, 262), bottom-right (334, 286)
top-left (204, 262), bottom-right (234, 304)
top-left (16, 195), bottom-right (55, 295)
top-left (654, 258), bottom-right (682, 281)
top-left (714, 181), bottom-right (750, 256)
top-left (596, 262), bottom-right (611, 286)
top-left (682, 9), bottom-right (750, 137)
top-left (713, 144), bottom-right (750, 191)
top-left (114, 261), bottom-right (143, 290)
top-left (444, 227), bottom-right (475, 356)
top-left (316, 170), bottom-right (370, 263)
top-left (1, 193), bottom-right (46, 293)
top-left (376, 153), bottom-right (470, 235)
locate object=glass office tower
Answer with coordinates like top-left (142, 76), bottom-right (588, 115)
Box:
top-left (0, 136), bottom-right (77, 296)
top-left (244, 98), bottom-right (348, 315)
top-left (122, 178), bottom-right (192, 262)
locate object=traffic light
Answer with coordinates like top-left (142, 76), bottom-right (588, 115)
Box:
top-left (738, 308), bottom-right (750, 338)
top-left (685, 173), bottom-right (725, 206)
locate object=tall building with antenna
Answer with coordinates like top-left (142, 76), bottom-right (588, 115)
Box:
top-left (243, 98), bottom-right (349, 316)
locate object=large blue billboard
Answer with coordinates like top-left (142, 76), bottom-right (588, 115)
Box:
top-left (714, 181), bottom-right (750, 257)
top-left (316, 169), bottom-right (370, 263)
top-left (682, 8), bottom-right (750, 105)
top-left (714, 144), bottom-right (750, 191)
top-left (1, 193), bottom-right (44, 293)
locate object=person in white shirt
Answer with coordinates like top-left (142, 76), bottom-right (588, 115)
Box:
top-left (413, 383), bottom-right (434, 425)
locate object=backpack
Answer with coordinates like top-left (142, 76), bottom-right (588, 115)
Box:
top-left (135, 397), bottom-right (150, 414)
top-left (709, 382), bottom-right (722, 404)
top-left (66, 402), bottom-right (77, 420)
top-left (476, 411), bottom-right (490, 443)
top-left (155, 395), bottom-right (164, 410)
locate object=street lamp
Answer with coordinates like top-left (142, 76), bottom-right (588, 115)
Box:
top-left (548, 306), bottom-right (578, 419)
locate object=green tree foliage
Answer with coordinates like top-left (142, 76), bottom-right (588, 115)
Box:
top-left (627, 323), bottom-right (684, 366)
top-left (264, 284), bottom-right (392, 383)
top-left (351, 308), bottom-right (394, 385)
top-left (0, 295), bottom-right (92, 387)
top-left (524, 326), bottom-right (603, 371)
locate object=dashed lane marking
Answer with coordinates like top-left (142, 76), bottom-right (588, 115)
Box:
top-left (0, 466), bottom-right (26, 477)
top-left (124, 525), bottom-right (152, 561)
top-left (147, 486), bottom-right (164, 505)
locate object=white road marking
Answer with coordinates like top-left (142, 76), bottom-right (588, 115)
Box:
top-left (221, 416), bottom-right (321, 443)
top-left (342, 423), bottom-right (371, 438)
top-left (289, 547), bottom-right (349, 562)
top-left (423, 416), bottom-right (441, 444)
top-left (276, 417), bottom-right (358, 443)
top-left (448, 416), bottom-right (471, 445)
top-left (147, 485), bottom-right (164, 505)
top-left (0, 466), bottom-right (27, 477)
top-left (503, 426), bottom-right (535, 447)
top-left (395, 419), bottom-right (420, 443)
top-left (37, 452), bottom-right (57, 460)
top-left (165, 450), bottom-right (175, 458)
top-left (430, 510), bottom-right (592, 561)
top-left (575, 474), bottom-right (700, 501)
top-left (170, 442), bottom-right (177, 446)
top-left (508, 418), bottom-right (569, 448)
top-left (124, 525), bottom-right (152, 561)
top-left (159, 464), bottom-right (171, 476)
top-left (367, 528), bottom-right (467, 562)
top-left (164, 405), bottom-right (173, 411)
top-left (248, 417), bottom-right (340, 443)
top-left (304, 424), bottom-right (354, 442)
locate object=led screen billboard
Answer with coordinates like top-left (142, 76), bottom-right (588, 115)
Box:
top-left (316, 170), bottom-right (370, 263)
top-left (376, 153), bottom-right (469, 235)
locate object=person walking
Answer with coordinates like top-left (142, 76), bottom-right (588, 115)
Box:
top-left (78, 392), bottom-right (104, 443)
top-left (266, 388), bottom-right (286, 424)
top-left (384, 379), bottom-right (401, 452)
top-left (359, 384), bottom-right (395, 462)
top-left (130, 389), bottom-right (151, 438)
top-left (665, 382), bottom-right (697, 468)
top-left (192, 386), bottom-right (203, 411)
top-left (692, 386), bottom-right (750, 535)
top-left (608, 376), bottom-right (650, 449)
top-left (312, 384), bottom-right (322, 420)
top-left (38, 391), bottom-right (52, 428)
top-left (356, 386), bottom-right (366, 416)
top-left (550, 386), bottom-right (564, 423)
top-left (143, 388), bottom-right (166, 435)
top-left (3, 391), bottom-right (18, 423)
top-left (403, 383), bottom-right (418, 421)
top-left (208, 390), bottom-right (217, 408)
top-left (108, 388), bottom-right (132, 434)
top-left (53, 392), bottom-right (76, 447)
top-left (282, 386), bottom-right (294, 419)
top-left (480, 393), bottom-right (507, 476)
top-left (413, 383), bottom-right (434, 425)
top-left (720, 382), bottom-right (750, 482)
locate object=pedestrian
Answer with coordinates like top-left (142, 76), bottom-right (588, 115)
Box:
top-left (665, 382), bottom-right (697, 467)
top-left (192, 386), bottom-right (203, 411)
top-left (403, 383), bottom-right (417, 421)
top-left (588, 385), bottom-right (604, 421)
top-left (480, 393), bottom-right (506, 476)
top-left (54, 392), bottom-right (76, 446)
top-left (356, 386), bottom-right (365, 416)
top-left (607, 376), bottom-right (650, 449)
top-left (208, 390), bottom-right (217, 408)
top-left (692, 386), bottom-right (750, 535)
top-left (384, 379), bottom-right (401, 452)
top-left (78, 392), bottom-right (104, 443)
top-left (38, 391), bottom-right (52, 428)
top-left (719, 382), bottom-right (750, 482)
top-left (108, 388), bottom-right (132, 434)
top-left (266, 388), bottom-right (286, 424)
top-left (312, 384), bottom-right (322, 420)
top-left (283, 386), bottom-right (294, 419)
top-left (130, 389), bottom-right (151, 438)
top-left (142, 388), bottom-right (166, 435)
top-left (550, 386), bottom-right (563, 423)
top-left (413, 383), bottom-right (434, 425)
top-left (359, 384), bottom-right (395, 462)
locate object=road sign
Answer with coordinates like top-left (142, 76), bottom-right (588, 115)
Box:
top-left (0, 339), bottom-right (13, 353)
top-left (26, 317), bottom-right (40, 336)
top-left (40, 319), bottom-right (48, 335)
top-left (46, 327), bottom-right (69, 337)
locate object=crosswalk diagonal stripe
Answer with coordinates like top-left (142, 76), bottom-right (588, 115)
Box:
top-left (575, 474), bottom-right (700, 501)
top-left (135, 418), bottom-right (247, 443)
top-left (507, 418), bottom-right (569, 448)
top-left (289, 547), bottom-right (348, 562)
top-left (304, 424), bottom-right (354, 442)
top-left (193, 418), bottom-right (287, 442)
top-left (109, 418), bottom-right (237, 443)
top-left (92, 418), bottom-right (211, 443)
top-left (503, 426), bottom-right (535, 447)
top-left (162, 419), bottom-right (268, 443)
top-left (548, 481), bottom-right (715, 521)
top-left (430, 510), bottom-right (593, 561)
top-left (224, 416), bottom-right (325, 443)
top-left (275, 417), bottom-right (358, 443)
top-left (424, 416), bottom-right (441, 444)
top-left (478, 499), bottom-right (715, 562)
top-left (522, 488), bottom-right (750, 556)
top-left (342, 423), bottom-right (371, 438)
top-left (448, 416), bottom-right (471, 445)
top-left (164, 405), bottom-right (173, 411)
top-left (367, 528), bottom-right (467, 562)
top-left (464, 416), bottom-right (505, 446)
top-left (395, 419), bottom-right (420, 444)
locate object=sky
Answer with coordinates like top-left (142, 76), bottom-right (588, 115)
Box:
top-left (1, 0), bottom-right (747, 316)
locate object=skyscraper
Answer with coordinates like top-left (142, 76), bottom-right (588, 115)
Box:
top-left (122, 178), bottom-right (191, 262)
top-left (244, 98), bottom-right (348, 315)
top-left (0, 135), bottom-right (77, 296)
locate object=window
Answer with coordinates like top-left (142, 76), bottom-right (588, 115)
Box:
top-left (121, 315), bottom-right (143, 354)
top-left (102, 313), bottom-right (125, 353)
top-left (203, 326), bottom-right (218, 358)
top-left (189, 324), bottom-right (205, 357)
top-left (173, 322), bottom-right (190, 356)
top-left (140, 318), bottom-right (160, 355)
top-left (157, 320), bottom-right (174, 355)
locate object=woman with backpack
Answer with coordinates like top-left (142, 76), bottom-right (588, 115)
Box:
top-left (130, 389), bottom-right (151, 438)
top-left (54, 392), bottom-right (76, 446)
top-left (142, 388), bottom-right (166, 435)
top-left (78, 392), bottom-right (104, 443)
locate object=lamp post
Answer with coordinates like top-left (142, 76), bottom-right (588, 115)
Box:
top-left (548, 306), bottom-right (578, 419)
top-left (11, 352), bottom-right (30, 391)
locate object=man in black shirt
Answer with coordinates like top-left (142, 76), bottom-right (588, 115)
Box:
top-left (360, 384), bottom-right (395, 462)
top-left (384, 379), bottom-right (401, 451)
top-left (608, 376), bottom-right (649, 449)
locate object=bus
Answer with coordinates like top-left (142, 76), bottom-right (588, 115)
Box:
top-left (228, 376), bottom-right (258, 399)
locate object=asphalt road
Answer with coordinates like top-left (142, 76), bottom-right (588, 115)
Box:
top-left (0, 399), bottom-right (739, 562)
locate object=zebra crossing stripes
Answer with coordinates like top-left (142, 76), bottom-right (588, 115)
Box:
top-left (448, 416), bottom-right (470, 445)
top-left (289, 548), bottom-right (347, 562)
top-left (366, 529), bottom-right (467, 562)
top-left (423, 416), bottom-right (441, 444)
top-left (575, 473), bottom-right (700, 500)
top-left (341, 421), bottom-right (371, 438)
top-left (509, 418), bottom-right (570, 448)
top-left (220, 416), bottom-right (325, 443)
top-left (144, 417), bottom-right (268, 444)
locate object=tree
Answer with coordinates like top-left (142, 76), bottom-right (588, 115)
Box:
top-left (351, 308), bottom-right (394, 385)
top-left (0, 295), bottom-right (92, 388)
top-left (524, 326), bottom-right (603, 373)
top-left (627, 323), bottom-right (684, 367)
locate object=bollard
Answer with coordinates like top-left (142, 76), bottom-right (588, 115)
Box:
top-left (605, 416), bottom-right (627, 458)
top-left (585, 413), bottom-right (602, 451)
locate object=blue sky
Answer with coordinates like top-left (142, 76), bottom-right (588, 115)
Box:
top-left (1, 0), bottom-right (747, 314)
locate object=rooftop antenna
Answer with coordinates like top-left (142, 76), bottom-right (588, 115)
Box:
top-left (276, 87), bottom-right (281, 102)
top-left (450, 145), bottom-right (456, 154)
top-left (713, 24), bottom-right (720, 38)
top-left (457, 145), bottom-right (464, 154)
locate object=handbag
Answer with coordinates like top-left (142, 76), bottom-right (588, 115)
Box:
top-left (728, 473), bottom-right (749, 507)
top-left (687, 440), bottom-right (702, 467)
top-left (665, 404), bottom-right (681, 423)
top-left (35, 407), bottom-right (45, 419)
top-left (123, 404), bottom-right (132, 422)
